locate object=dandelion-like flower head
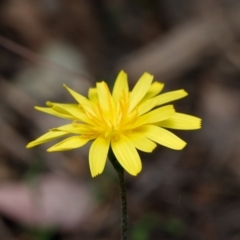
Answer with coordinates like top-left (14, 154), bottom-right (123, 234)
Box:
top-left (27, 71), bottom-right (201, 177)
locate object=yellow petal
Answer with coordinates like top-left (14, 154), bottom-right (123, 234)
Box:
top-left (141, 81), bottom-right (164, 101)
top-left (47, 136), bottom-right (90, 152)
top-left (88, 88), bottom-right (98, 103)
top-left (63, 85), bottom-right (99, 119)
top-left (137, 89), bottom-right (187, 116)
top-left (96, 81), bottom-right (114, 113)
top-left (89, 136), bottom-right (110, 177)
top-left (81, 101), bottom-right (100, 121)
top-left (26, 131), bottom-right (69, 148)
top-left (127, 132), bottom-right (157, 152)
top-left (158, 113), bottom-right (201, 130)
top-left (140, 125), bottom-right (186, 150)
top-left (129, 105), bottom-right (175, 129)
top-left (63, 84), bottom-right (87, 104)
top-left (50, 124), bottom-right (75, 132)
top-left (46, 102), bottom-right (79, 109)
top-left (35, 106), bottom-right (74, 120)
top-left (129, 72), bottom-right (153, 112)
top-left (51, 123), bottom-right (95, 134)
top-left (137, 97), bottom-right (159, 116)
top-left (143, 105), bottom-right (175, 124)
top-left (48, 102), bottom-right (92, 124)
top-left (112, 70), bottom-right (129, 103)
top-left (156, 90), bottom-right (188, 106)
top-left (46, 102), bottom-right (83, 115)
top-left (111, 135), bottom-right (142, 176)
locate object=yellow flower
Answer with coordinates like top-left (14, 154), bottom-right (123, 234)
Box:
top-left (26, 71), bottom-right (201, 177)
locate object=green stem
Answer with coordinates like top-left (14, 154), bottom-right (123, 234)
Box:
top-left (109, 151), bottom-right (128, 240)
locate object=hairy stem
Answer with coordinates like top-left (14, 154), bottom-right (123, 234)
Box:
top-left (109, 151), bottom-right (128, 240)
top-left (117, 167), bottom-right (128, 240)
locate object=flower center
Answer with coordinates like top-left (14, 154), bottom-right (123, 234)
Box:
top-left (75, 88), bottom-right (139, 141)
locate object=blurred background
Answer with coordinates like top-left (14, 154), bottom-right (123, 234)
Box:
top-left (0, 0), bottom-right (240, 239)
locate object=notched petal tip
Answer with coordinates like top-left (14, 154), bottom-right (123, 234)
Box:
top-left (91, 172), bottom-right (101, 178)
top-left (149, 144), bottom-right (157, 152)
top-left (143, 72), bottom-right (153, 77)
top-left (199, 118), bottom-right (202, 128)
top-left (155, 81), bottom-right (164, 86)
top-left (191, 118), bottom-right (202, 130)
top-left (96, 81), bottom-right (107, 86)
top-left (178, 141), bottom-right (187, 150)
top-left (154, 81), bottom-right (165, 90)
top-left (166, 140), bottom-right (187, 151)
top-left (172, 139), bottom-right (187, 150)
top-left (90, 167), bottom-right (105, 178)
top-left (131, 169), bottom-right (141, 176)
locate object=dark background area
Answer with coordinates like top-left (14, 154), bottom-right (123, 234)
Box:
top-left (0, 0), bottom-right (240, 239)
